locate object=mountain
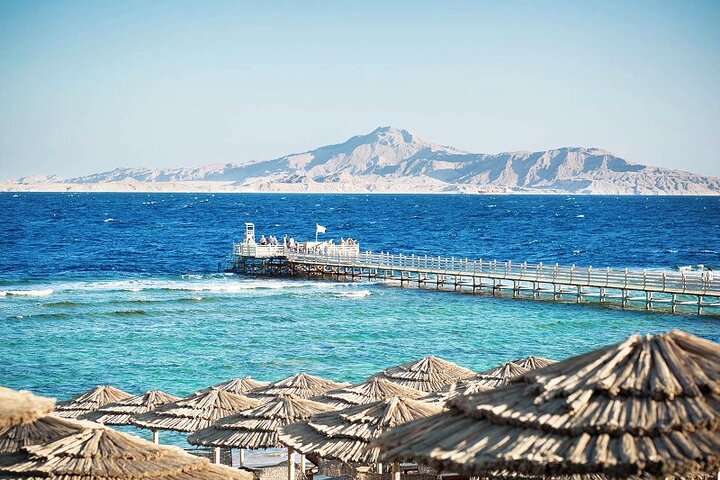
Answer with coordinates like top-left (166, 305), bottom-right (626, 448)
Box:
top-left (5, 127), bottom-right (720, 194)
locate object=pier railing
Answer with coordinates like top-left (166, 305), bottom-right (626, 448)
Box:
top-left (285, 251), bottom-right (720, 295)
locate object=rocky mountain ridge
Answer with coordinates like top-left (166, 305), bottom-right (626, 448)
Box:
top-left (6, 127), bottom-right (720, 194)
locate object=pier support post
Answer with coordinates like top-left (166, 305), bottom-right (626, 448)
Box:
top-left (622, 289), bottom-right (628, 308)
top-left (698, 296), bottom-right (704, 315)
top-left (576, 285), bottom-right (582, 303)
top-left (599, 287), bottom-right (606, 303)
top-left (671, 294), bottom-right (677, 313)
top-left (646, 291), bottom-right (653, 310)
top-left (512, 280), bottom-right (518, 297)
top-left (533, 282), bottom-right (539, 299)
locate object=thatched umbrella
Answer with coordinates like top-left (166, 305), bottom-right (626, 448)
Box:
top-left (249, 373), bottom-right (349, 400)
top-left (472, 360), bottom-right (530, 389)
top-left (1, 422), bottom-right (254, 479)
top-left (196, 377), bottom-right (270, 395)
top-left (311, 378), bottom-right (425, 409)
top-left (54, 385), bottom-right (133, 419)
top-left (132, 388), bottom-right (261, 447)
top-left (511, 355), bottom-right (557, 370)
top-left (81, 390), bottom-right (180, 426)
top-left (0, 387), bottom-right (54, 430)
top-left (188, 394), bottom-right (335, 474)
top-left (420, 380), bottom-right (492, 407)
top-left (279, 396), bottom-right (441, 470)
top-left (372, 356), bottom-right (475, 392)
top-left (0, 386), bottom-right (253, 479)
top-left (0, 386), bottom-right (85, 455)
top-left (377, 329), bottom-right (720, 478)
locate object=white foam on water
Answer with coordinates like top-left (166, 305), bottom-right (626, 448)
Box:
top-left (0, 288), bottom-right (54, 297)
top-left (104, 218), bottom-right (114, 222)
top-left (333, 290), bottom-right (371, 298)
top-left (576, 214), bottom-right (585, 218)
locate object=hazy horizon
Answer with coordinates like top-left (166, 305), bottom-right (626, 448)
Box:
top-left (1, 1), bottom-right (719, 179)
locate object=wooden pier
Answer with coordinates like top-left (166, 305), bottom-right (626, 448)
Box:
top-left (227, 224), bottom-right (720, 315)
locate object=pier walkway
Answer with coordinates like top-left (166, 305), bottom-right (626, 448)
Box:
top-left (228, 224), bottom-right (720, 315)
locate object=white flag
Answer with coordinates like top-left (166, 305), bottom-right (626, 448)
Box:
top-left (316, 224), bottom-right (326, 234)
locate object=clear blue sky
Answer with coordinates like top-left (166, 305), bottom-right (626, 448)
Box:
top-left (1, 0), bottom-right (719, 178)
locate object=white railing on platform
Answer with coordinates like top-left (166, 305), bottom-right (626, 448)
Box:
top-left (283, 251), bottom-right (720, 295)
top-left (233, 242), bottom-right (361, 258)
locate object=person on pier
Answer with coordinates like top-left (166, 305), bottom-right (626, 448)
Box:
top-left (259, 235), bottom-right (267, 245)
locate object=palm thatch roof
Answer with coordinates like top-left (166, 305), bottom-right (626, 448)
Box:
top-left (420, 380), bottom-right (492, 406)
top-left (280, 396), bottom-right (441, 464)
top-left (376, 329), bottom-right (720, 478)
top-left (372, 356), bottom-right (475, 393)
top-left (249, 373), bottom-right (349, 400)
top-left (132, 388), bottom-right (261, 433)
top-left (54, 385), bottom-right (133, 419)
top-left (311, 378), bottom-right (425, 409)
top-left (0, 414), bottom-right (85, 455)
top-left (511, 355), bottom-right (557, 370)
top-left (0, 387), bottom-right (55, 430)
top-left (472, 361), bottom-right (530, 389)
top-left (187, 394), bottom-right (335, 449)
top-left (0, 421), bottom-right (254, 479)
top-left (196, 377), bottom-right (270, 395)
top-left (81, 390), bottom-right (181, 426)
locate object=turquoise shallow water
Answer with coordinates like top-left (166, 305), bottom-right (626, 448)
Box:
top-left (1, 193), bottom-right (718, 407)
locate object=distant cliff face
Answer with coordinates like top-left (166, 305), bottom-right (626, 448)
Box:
top-left (7, 127), bottom-right (720, 194)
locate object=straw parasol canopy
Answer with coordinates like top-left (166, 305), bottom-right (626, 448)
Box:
top-left (132, 388), bottom-right (261, 433)
top-left (472, 360), bottom-right (530, 389)
top-left (0, 386), bottom-right (253, 479)
top-left (372, 356), bottom-right (475, 392)
top-left (421, 380), bottom-right (492, 407)
top-left (511, 355), bottom-right (557, 370)
top-left (81, 390), bottom-right (181, 426)
top-left (0, 387), bottom-right (54, 430)
top-left (0, 386), bottom-right (85, 455)
top-left (377, 329), bottom-right (720, 478)
top-left (279, 396), bottom-right (442, 465)
top-left (196, 377), bottom-right (270, 396)
top-left (0, 422), bottom-right (254, 479)
top-left (311, 378), bottom-right (425, 409)
top-left (54, 385), bottom-right (133, 419)
top-left (188, 394), bottom-right (335, 450)
top-left (249, 373), bottom-right (349, 400)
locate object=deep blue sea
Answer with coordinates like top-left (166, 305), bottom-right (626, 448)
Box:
top-left (1, 193), bottom-right (719, 409)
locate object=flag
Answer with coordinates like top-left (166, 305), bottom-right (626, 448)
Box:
top-left (316, 224), bottom-right (326, 234)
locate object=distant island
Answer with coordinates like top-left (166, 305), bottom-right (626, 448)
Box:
top-left (4, 127), bottom-right (719, 195)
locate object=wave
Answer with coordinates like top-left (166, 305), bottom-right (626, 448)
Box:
top-left (333, 290), bottom-right (371, 298)
top-left (104, 218), bottom-right (114, 222)
top-left (0, 289), bottom-right (54, 297)
top-left (111, 310), bottom-right (148, 316)
top-left (41, 301), bottom-right (77, 307)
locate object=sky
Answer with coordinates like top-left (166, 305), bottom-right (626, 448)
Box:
top-left (0, 0), bottom-right (719, 179)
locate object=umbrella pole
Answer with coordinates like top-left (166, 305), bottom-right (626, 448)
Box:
top-left (391, 462), bottom-right (400, 480)
top-left (300, 453), bottom-right (306, 478)
top-left (377, 462), bottom-right (383, 474)
top-left (287, 448), bottom-right (295, 480)
top-left (213, 447), bottom-right (221, 464)
top-left (239, 448), bottom-right (245, 466)
top-left (151, 429), bottom-right (159, 444)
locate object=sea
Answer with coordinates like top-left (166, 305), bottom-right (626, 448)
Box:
top-left (1, 193), bottom-right (719, 443)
